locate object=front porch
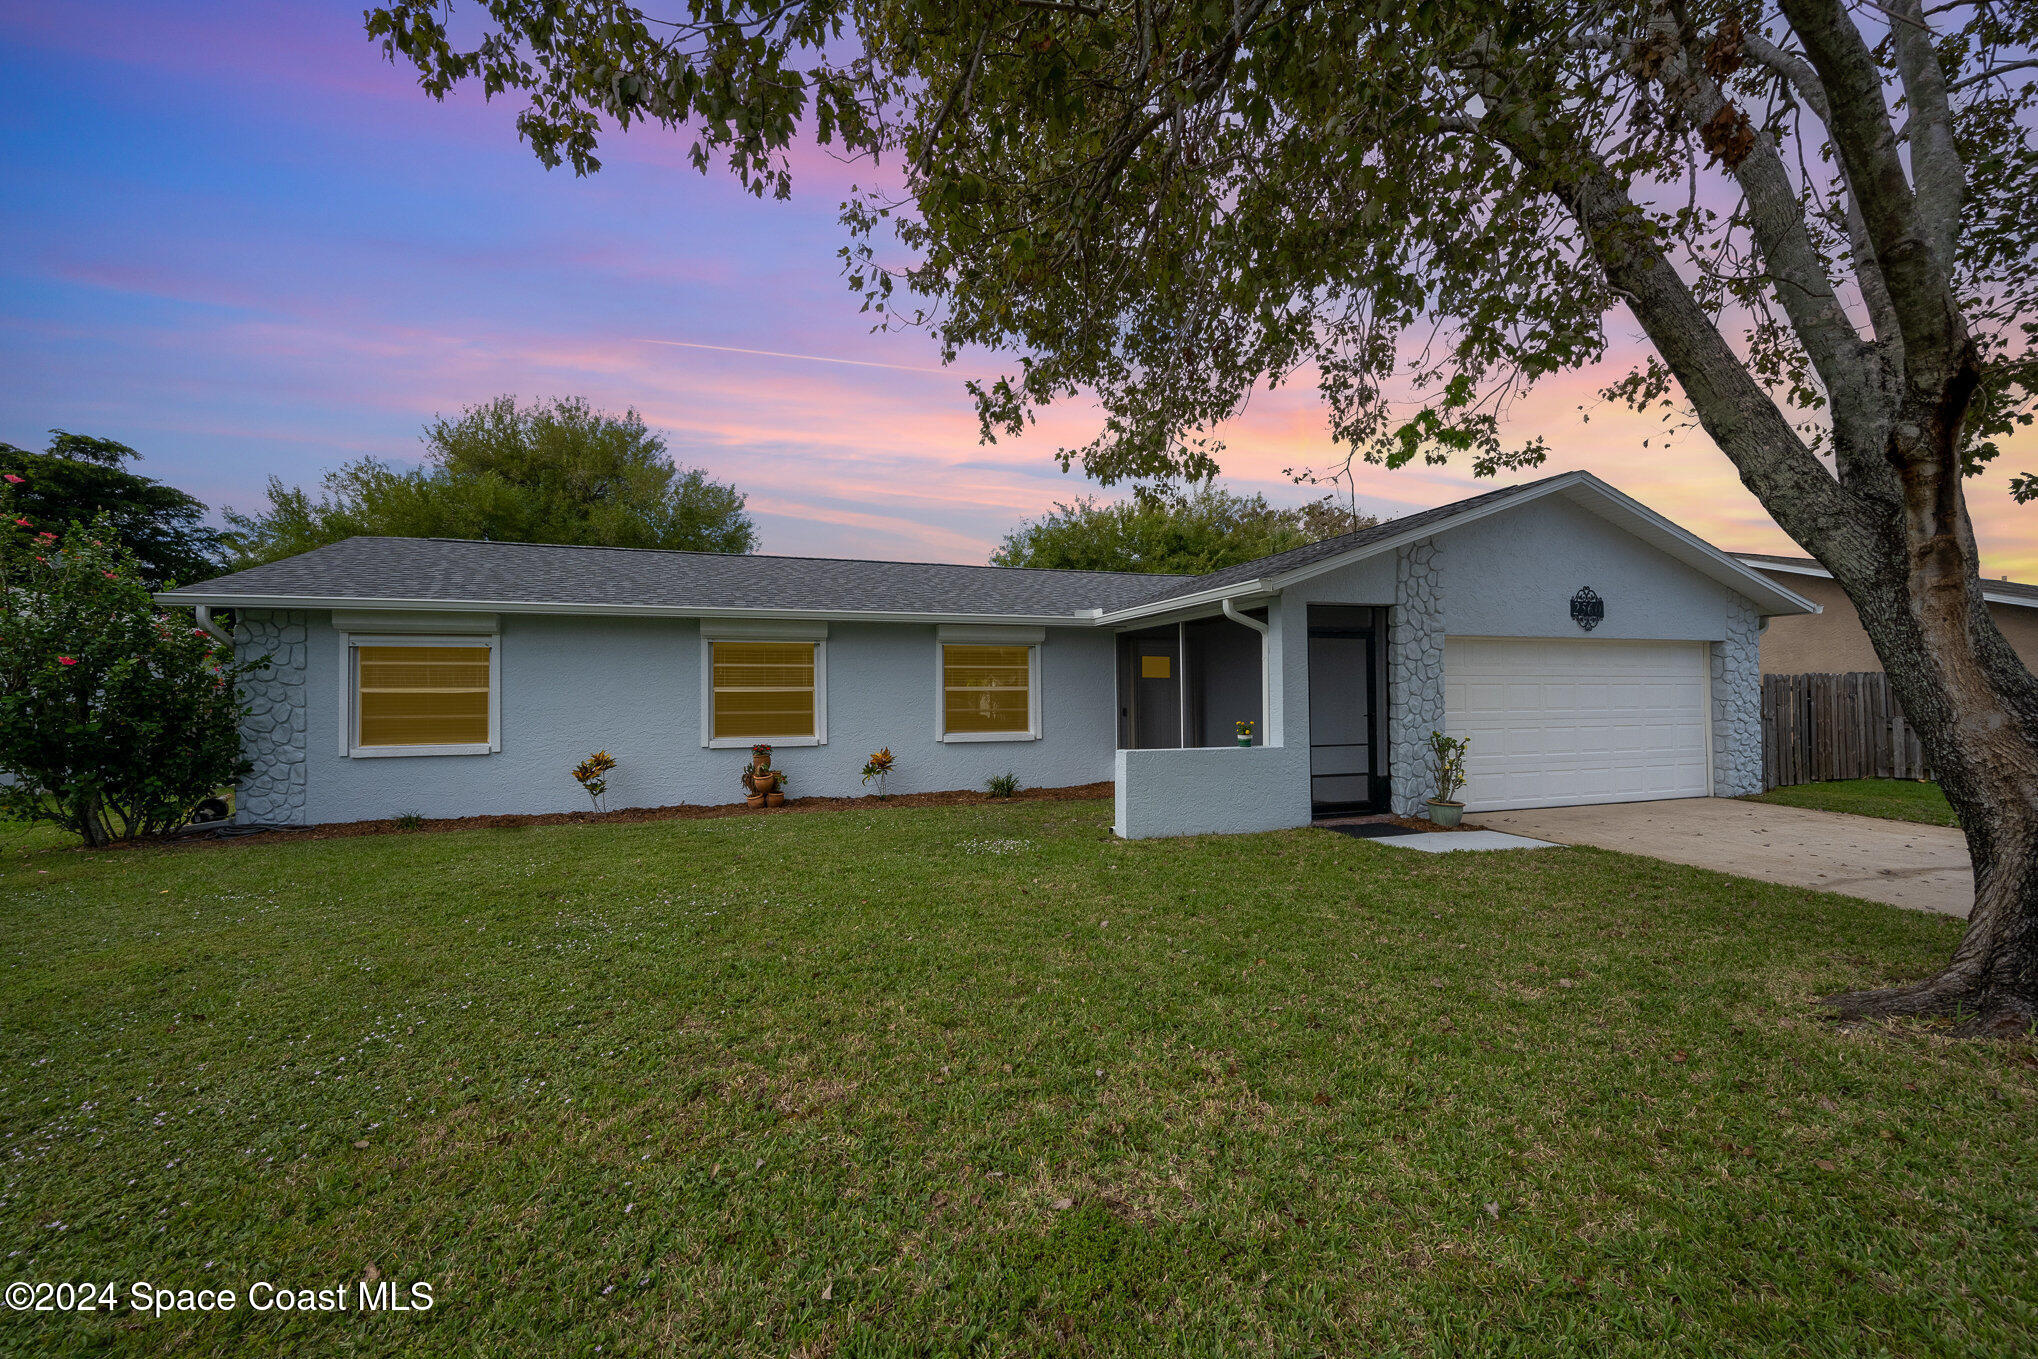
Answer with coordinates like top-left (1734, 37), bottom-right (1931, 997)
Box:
top-left (1111, 602), bottom-right (1394, 837)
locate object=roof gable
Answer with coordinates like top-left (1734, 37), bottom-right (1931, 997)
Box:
top-left (1107, 471), bottom-right (1818, 620)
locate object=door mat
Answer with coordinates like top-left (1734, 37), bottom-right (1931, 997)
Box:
top-left (1320, 822), bottom-right (1425, 841)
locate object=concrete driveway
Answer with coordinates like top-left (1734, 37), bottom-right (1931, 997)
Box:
top-left (1475, 798), bottom-right (1972, 917)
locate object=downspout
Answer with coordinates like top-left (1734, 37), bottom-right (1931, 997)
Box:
top-left (194, 604), bottom-right (234, 647)
top-left (1221, 597), bottom-right (1270, 745)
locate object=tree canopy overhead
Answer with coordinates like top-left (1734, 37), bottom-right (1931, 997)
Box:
top-left (368, 2), bottom-right (2038, 1027)
top-left (225, 394), bottom-right (757, 565)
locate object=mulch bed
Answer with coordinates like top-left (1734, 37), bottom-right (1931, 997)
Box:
top-left (150, 782), bottom-right (1115, 850)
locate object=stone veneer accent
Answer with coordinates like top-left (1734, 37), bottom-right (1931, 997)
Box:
top-left (1388, 539), bottom-right (1444, 816)
top-left (1711, 596), bottom-right (1763, 797)
top-left (234, 610), bottom-right (309, 826)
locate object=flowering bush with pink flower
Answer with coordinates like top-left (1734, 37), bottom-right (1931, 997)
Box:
top-left (0, 501), bottom-right (263, 845)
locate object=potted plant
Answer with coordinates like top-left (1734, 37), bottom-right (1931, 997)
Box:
top-left (1234, 719), bottom-right (1254, 748)
top-left (1425, 731), bottom-right (1470, 827)
top-left (741, 744), bottom-right (777, 808)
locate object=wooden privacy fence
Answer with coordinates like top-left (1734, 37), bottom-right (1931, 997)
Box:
top-left (1761, 671), bottom-right (1929, 789)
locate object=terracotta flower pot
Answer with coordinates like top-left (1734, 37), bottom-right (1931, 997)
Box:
top-left (746, 792), bottom-right (766, 808)
top-left (751, 770), bottom-right (778, 795)
top-left (766, 791), bottom-right (785, 807)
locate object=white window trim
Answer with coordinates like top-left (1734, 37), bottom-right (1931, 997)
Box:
top-left (340, 632), bottom-right (500, 758)
top-left (700, 629), bottom-right (828, 749)
top-left (934, 629), bottom-right (1043, 744)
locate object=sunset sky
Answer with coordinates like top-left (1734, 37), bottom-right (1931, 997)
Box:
top-left (4, 0), bottom-right (2032, 578)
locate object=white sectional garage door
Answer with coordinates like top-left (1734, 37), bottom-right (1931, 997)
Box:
top-left (1443, 638), bottom-right (1711, 811)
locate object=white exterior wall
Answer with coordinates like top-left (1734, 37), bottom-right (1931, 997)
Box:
top-left (234, 611), bottom-right (1118, 826)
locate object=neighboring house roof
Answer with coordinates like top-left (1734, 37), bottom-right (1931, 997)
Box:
top-left (1732, 552), bottom-right (2038, 611)
top-left (159, 470), bottom-right (1817, 624)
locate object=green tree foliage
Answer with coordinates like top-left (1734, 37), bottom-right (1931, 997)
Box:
top-left (224, 395), bottom-right (756, 564)
top-left (991, 487), bottom-right (1376, 574)
top-left (0, 507), bottom-right (261, 846)
top-left (0, 431), bottom-right (227, 587)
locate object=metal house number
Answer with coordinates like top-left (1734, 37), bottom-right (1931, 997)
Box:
top-left (1570, 587), bottom-right (1605, 632)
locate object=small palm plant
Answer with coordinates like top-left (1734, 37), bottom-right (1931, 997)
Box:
top-left (985, 771), bottom-right (1020, 798)
top-left (861, 747), bottom-right (895, 799)
top-left (571, 749), bottom-right (616, 813)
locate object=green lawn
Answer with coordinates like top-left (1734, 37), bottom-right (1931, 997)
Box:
top-left (3, 801), bottom-right (2033, 1357)
top-left (1748, 777), bottom-right (1960, 827)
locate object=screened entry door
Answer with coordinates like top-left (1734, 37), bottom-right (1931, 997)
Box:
top-left (1132, 638), bottom-right (1181, 749)
top-left (1308, 612), bottom-right (1383, 814)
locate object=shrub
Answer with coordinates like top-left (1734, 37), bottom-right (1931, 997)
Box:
top-left (393, 810), bottom-right (426, 832)
top-left (985, 772), bottom-right (1020, 798)
top-left (571, 749), bottom-right (616, 812)
top-left (860, 747), bottom-right (895, 798)
top-left (0, 511), bottom-right (263, 845)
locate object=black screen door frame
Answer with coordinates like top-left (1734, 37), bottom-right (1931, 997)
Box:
top-left (1307, 608), bottom-right (1386, 815)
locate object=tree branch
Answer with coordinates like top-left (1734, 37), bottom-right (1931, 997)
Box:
top-left (1740, 31), bottom-right (1903, 349)
top-left (1468, 77), bottom-right (1856, 552)
top-left (1887, 0), bottom-right (1966, 273)
top-left (1947, 57), bottom-right (2038, 92)
top-left (1777, 0), bottom-right (1965, 387)
top-left (1649, 12), bottom-right (1887, 460)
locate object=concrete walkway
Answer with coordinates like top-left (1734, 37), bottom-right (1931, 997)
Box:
top-left (1475, 797), bottom-right (1973, 917)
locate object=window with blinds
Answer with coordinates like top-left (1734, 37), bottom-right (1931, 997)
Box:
top-left (355, 644), bottom-right (492, 748)
top-left (942, 644), bottom-right (1033, 735)
top-left (711, 640), bottom-right (817, 739)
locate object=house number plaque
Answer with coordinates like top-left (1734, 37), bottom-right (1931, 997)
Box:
top-left (1570, 587), bottom-right (1605, 631)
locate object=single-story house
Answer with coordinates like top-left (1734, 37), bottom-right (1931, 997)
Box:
top-left (1732, 552), bottom-right (2038, 674)
top-left (158, 470), bottom-right (1817, 838)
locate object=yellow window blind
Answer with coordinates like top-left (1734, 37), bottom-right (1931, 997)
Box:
top-left (712, 640), bottom-right (816, 739)
top-left (356, 645), bottom-right (491, 747)
top-left (942, 644), bottom-right (1031, 735)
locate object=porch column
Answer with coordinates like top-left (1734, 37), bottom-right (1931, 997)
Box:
top-left (1388, 538), bottom-right (1444, 815)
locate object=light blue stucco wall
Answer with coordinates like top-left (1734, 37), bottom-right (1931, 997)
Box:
top-left (1113, 746), bottom-right (1311, 838)
top-left (1433, 494), bottom-right (1739, 640)
top-left (241, 611), bottom-right (1117, 825)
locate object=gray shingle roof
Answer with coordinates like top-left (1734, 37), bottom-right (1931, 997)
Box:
top-left (162, 536), bottom-right (1195, 618)
top-left (161, 472), bottom-right (1608, 620)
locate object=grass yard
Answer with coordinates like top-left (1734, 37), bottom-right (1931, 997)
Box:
top-left (3, 800), bottom-right (2034, 1357)
top-left (1748, 777), bottom-right (1960, 827)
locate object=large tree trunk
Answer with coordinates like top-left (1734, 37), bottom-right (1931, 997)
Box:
top-left (1816, 431), bottom-right (2038, 1034)
top-left (1477, 9), bottom-right (2038, 1032)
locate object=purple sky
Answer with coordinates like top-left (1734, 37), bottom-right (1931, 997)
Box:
top-left (4, 0), bottom-right (2032, 576)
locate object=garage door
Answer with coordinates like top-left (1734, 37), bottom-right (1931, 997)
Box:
top-left (1443, 638), bottom-right (1710, 811)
